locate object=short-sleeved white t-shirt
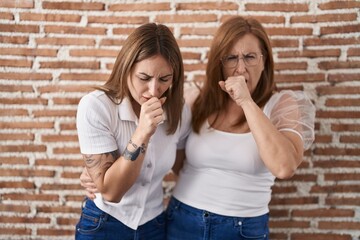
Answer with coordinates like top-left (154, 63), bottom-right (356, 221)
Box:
top-left (173, 90), bottom-right (315, 217)
top-left (76, 90), bottom-right (191, 229)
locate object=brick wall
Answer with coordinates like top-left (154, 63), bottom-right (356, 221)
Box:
top-left (0, 0), bottom-right (359, 239)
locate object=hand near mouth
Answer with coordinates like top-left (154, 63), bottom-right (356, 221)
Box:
top-left (138, 96), bottom-right (167, 137)
top-left (219, 75), bottom-right (252, 107)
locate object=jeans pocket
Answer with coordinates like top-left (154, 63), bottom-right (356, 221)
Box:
top-left (238, 214), bottom-right (268, 239)
top-left (76, 201), bottom-right (105, 234)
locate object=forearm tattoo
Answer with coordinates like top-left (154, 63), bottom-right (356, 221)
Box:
top-left (83, 150), bottom-right (120, 181)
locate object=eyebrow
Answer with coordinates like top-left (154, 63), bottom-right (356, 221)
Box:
top-left (138, 72), bottom-right (173, 78)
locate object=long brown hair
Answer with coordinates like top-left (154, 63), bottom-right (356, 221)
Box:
top-left (96, 23), bottom-right (184, 134)
top-left (192, 16), bottom-right (276, 133)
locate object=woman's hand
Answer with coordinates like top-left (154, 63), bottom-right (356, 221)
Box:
top-left (138, 97), bottom-right (166, 137)
top-left (219, 76), bottom-right (252, 106)
top-left (80, 167), bottom-right (98, 200)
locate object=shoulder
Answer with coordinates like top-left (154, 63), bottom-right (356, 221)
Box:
top-left (267, 90), bottom-right (315, 112)
top-left (184, 82), bottom-right (201, 107)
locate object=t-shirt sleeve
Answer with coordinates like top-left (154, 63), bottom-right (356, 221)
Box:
top-left (76, 93), bottom-right (118, 154)
top-left (269, 90), bottom-right (316, 150)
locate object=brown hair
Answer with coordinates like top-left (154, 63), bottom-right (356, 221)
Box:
top-left (97, 23), bottom-right (184, 134)
top-left (192, 16), bottom-right (276, 132)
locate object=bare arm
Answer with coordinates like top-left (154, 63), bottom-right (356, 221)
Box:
top-left (81, 97), bottom-right (166, 203)
top-left (220, 77), bottom-right (303, 179)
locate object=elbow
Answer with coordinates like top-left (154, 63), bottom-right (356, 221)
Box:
top-left (275, 167), bottom-right (296, 179)
top-left (102, 192), bottom-right (123, 203)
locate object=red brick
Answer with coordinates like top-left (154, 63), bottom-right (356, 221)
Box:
top-left (326, 197), bottom-right (360, 206)
top-left (275, 73), bottom-right (325, 83)
top-left (0, 97), bottom-right (47, 105)
top-left (292, 208), bottom-right (354, 218)
top-left (0, 0), bottom-right (33, 8)
top-left (319, 221), bottom-right (360, 230)
top-left (0, 145), bottom-right (46, 153)
top-left (266, 27), bottom-right (312, 36)
top-left (69, 49), bottom-right (118, 57)
top-left (180, 27), bottom-right (217, 36)
top-left (292, 233), bottom-right (352, 240)
top-left (270, 197), bottom-right (318, 205)
top-left (270, 220), bottom-right (310, 228)
top-left (321, 24), bottom-right (360, 35)
top-left (39, 61), bottom-right (100, 69)
top-left (0, 23), bottom-right (38, 33)
top-left (20, 13), bottom-right (81, 22)
top-left (245, 3), bottom-right (308, 12)
top-left (0, 59), bottom-right (32, 68)
top-left (317, 86), bottom-right (360, 95)
top-left (328, 73), bottom-right (360, 83)
top-left (42, 1), bottom-right (104, 10)
top-left (0, 72), bottom-right (52, 81)
top-left (177, 2), bottom-right (238, 10)
top-left (325, 173), bottom-right (360, 181)
top-left (109, 3), bottom-right (170, 11)
top-left (311, 184), bottom-right (360, 193)
top-left (317, 110), bottom-right (360, 119)
top-left (0, 48), bottom-right (57, 57)
top-left (41, 134), bottom-right (78, 142)
top-left (44, 25), bottom-right (106, 35)
top-left (0, 36), bottom-right (28, 44)
top-left (278, 49), bottom-right (341, 58)
top-left (0, 181), bottom-right (35, 189)
top-left (319, 1), bottom-right (360, 10)
top-left (0, 204), bottom-right (30, 213)
top-left (0, 228), bottom-right (31, 235)
top-left (0, 133), bottom-right (34, 140)
top-left (155, 14), bottom-right (217, 23)
top-left (221, 15), bottom-right (286, 24)
top-left (0, 169), bottom-right (55, 177)
top-left (0, 157), bottom-right (29, 165)
top-left (314, 160), bottom-right (360, 168)
top-left (274, 62), bottom-right (307, 71)
top-left (305, 37), bottom-right (360, 47)
top-left (291, 13), bottom-right (357, 23)
top-left (53, 147), bottom-right (80, 154)
top-left (36, 37), bottom-right (95, 46)
top-left (340, 135), bottom-right (360, 143)
top-left (2, 193), bottom-right (59, 201)
top-left (35, 158), bottom-right (83, 167)
top-left (0, 216), bottom-right (50, 224)
top-left (0, 12), bottom-right (14, 20)
top-left (88, 16), bottom-right (148, 24)
top-left (318, 61), bottom-right (360, 70)
top-left (326, 98), bottom-right (360, 107)
top-left (37, 228), bottom-right (74, 236)
top-left (0, 121), bottom-right (54, 129)
top-left (53, 97), bottom-right (80, 105)
top-left (348, 47), bottom-right (360, 56)
top-left (0, 84), bottom-right (33, 92)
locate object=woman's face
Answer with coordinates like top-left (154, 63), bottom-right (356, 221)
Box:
top-left (221, 33), bottom-right (265, 93)
top-left (127, 54), bottom-right (173, 105)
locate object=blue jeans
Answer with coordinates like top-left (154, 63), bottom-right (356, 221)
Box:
top-left (75, 198), bottom-right (166, 240)
top-left (166, 197), bottom-right (269, 240)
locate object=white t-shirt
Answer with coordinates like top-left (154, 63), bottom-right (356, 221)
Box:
top-left (173, 90), bottom-right (315, 217)
top-left (76, 90), bottom-right (191, 229)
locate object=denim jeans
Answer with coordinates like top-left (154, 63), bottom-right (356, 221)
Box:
top-left (166, 197), bottom-right (269, 240)
top-left (75, 198), bottom-right (166, 240)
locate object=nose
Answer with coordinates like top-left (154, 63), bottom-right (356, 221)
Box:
top-left (235, 57), bottom-right (246, 74)
top-left (148, 79), bottom-right (160, 97)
